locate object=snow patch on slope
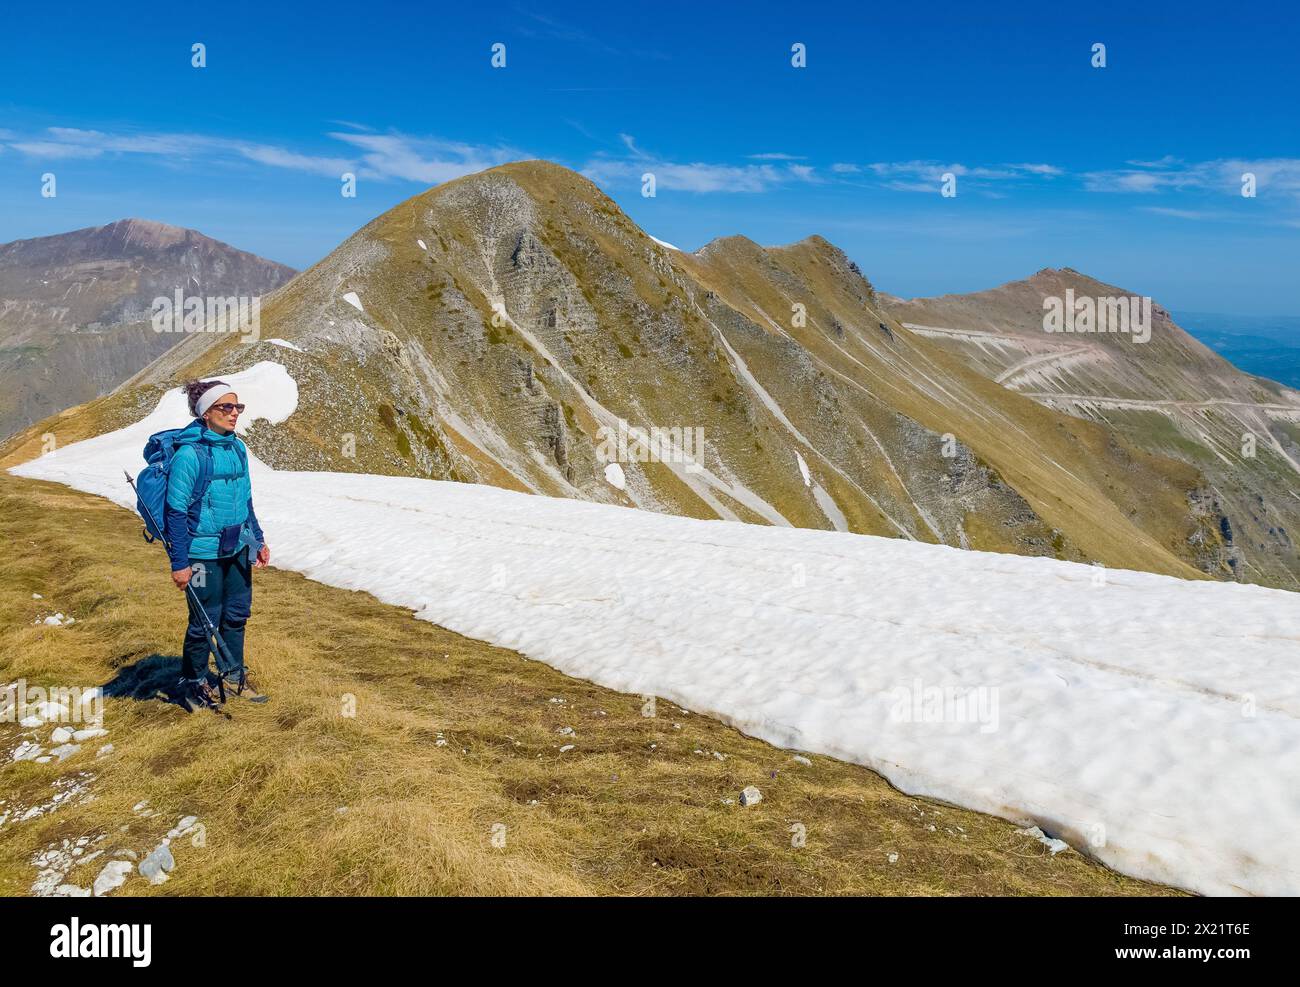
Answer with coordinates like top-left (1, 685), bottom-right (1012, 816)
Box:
top-left (10, 362), bottom-right (296, 500)
top-left (795, 451), bottom-right (811, 487)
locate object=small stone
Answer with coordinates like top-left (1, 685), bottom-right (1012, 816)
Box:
top-left (32, 593), bottom-right (43, 599)
top-left (49, 744), bottom-right (81, 761)
top-left (50, 727), bottom-right (73, 744)
top-left (740, 785), bottom-right (763, 807)
top-left (72, 728), bottom-right (108, 742)
top-left (556, 726), bottom-right (574, 736)
top-left (138, 843), bottom-right (175, 885)
top-left (792, 755), bottom-right (812, 766)
top-left (96, 744), bottom-right (114, 757)
top-left (559, 744), bottom-right (575, 753)
top-left (887, 852), bottom-right (899, 864)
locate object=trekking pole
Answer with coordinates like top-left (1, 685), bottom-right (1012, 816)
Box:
top-left (124, 470), bottom-right (228, 703)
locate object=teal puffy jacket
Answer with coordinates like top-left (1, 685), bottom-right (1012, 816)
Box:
top-left (164, 421), bottom-right (264, 564)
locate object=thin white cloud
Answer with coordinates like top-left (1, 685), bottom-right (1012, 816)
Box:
top-left (1011, 162), bottom-right (1064, 176)
top-left (326, 132), bottom-right (521, 184)
top-left (583, 136), bottom-right (817, 193)
top-left (4, 125), bottom-right (519, 186)
top-left (584, 157), bottom-right (782, 193)
top-left (862, 161), bottom-right (1061, 185)
top-left (9, 140), bottom-right (103, 159)
top-left (1083, 158), bottom-right (1300, 198)
top-left (1142, 206), bottom-right (1211, 220)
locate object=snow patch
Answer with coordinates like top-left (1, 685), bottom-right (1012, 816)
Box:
top-left (11, 362), bottom-right (298, 506)
top-left (795, 451), bottom-right (811, 487)
top-left (603, 462), bottom-right (626, 491)
top-left (266, 338), bottom-right (303, 352)
top-left (342, 291), bottom-right (364, 312)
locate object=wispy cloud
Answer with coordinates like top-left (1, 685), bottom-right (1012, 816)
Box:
top-left (582, 135), bottom-right (818, 193)
top-left (1083, 158), bottom-right (1300, 198)
top-left (3, 125), bottom-right (521, 185)
top-left (1141, 206), bottom-right (1212, 220)
top-left (327, 132), bottom-right (522, 183)
top-left (833, 160), bottom-right (1064, 193)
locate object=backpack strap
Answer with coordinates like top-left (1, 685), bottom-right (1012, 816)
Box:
top-left (185, 443), bottom-right (215, 537)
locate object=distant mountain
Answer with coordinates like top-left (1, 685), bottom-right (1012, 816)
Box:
top-left (1175, 310), bottom-right (1300, 389)
top-left (883, 275), bottom-right (1300, 588)
top-left (0, 219), bottom-right (295, 438)
top-left (6, 162), bottom-right (1298, 589)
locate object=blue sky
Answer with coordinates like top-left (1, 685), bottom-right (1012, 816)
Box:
top-left (2, 0), bottom-right (1298, 315)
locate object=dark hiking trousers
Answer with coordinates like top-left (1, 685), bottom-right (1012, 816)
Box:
top-left (181, 549), bottom-right (252, 682)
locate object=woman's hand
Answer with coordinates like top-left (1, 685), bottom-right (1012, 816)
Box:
top-left (172, 566), bottom-right (192, 590)
top-left (255, 544), bottom-right (270, 569)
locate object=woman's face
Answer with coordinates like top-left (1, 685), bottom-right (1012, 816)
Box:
top-left (203, 392), bottom-right (240, 432)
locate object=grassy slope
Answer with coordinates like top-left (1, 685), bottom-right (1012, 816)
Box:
top-left (0, 473), bottom-right (1174, 896)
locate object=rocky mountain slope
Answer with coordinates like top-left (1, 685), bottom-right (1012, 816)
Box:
top-left (0, 219), bottom-right (294, 439)
top-left (883, 272), bottom-right (1300, 588)
top-left (5, 161), bottom-right (1294, 587)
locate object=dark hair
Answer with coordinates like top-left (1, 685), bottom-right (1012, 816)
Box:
top-left (181, 379), bottom-right (230, 418)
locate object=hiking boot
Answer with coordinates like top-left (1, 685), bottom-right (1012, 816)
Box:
top-left (180, 677), bottom-right (222, 712)
top-left (223, 668), bottom-right (269, 704)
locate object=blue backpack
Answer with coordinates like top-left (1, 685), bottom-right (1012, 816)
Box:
top-left (132, 424), bottom-right (214, 546)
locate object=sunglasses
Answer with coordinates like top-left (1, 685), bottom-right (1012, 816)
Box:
top-left (210, 403), bottom-right (246, 414)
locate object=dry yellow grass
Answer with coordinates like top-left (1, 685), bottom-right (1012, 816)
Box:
top-left (0, 473), bottom-right (1179, 896)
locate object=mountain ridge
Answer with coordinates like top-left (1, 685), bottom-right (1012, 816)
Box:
top-left (7, 159), bottom-right (1296, 587)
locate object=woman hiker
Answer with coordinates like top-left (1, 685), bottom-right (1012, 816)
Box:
top-left (166, 379), bottom-right (271, 710)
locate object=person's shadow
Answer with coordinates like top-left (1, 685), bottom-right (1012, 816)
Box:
top-left (102, 654), bottom-right (228, 716)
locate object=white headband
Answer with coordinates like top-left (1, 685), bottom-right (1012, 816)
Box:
top-left (195, 385), bottom-right (231, 418)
